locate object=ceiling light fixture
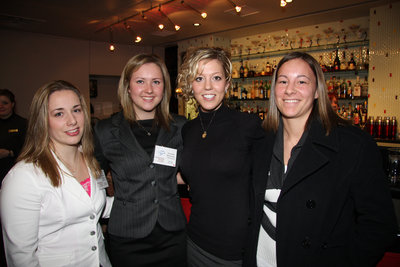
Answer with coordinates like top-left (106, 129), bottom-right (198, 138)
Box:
top-left (109, 28), bottom-right (115, 51)
top-left (158, 4), bottom-right (180, 31)
top-left (181, 1), bottom-right (207, 19)
top-left (227, 0), bottom-right (242, 13)
top-left (280, 0), bottom-right (293, 7)
top-left (123, 21), bottom-right (142, 43)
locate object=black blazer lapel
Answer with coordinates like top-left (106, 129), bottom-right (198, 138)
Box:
top-left (110, 113), bottom-right (149, 159)
top-left (281, 120), bottom-right (338, 196)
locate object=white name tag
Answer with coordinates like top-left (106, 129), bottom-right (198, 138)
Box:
top-left (97, 170), bottom-right (109, 190)
top-left (153, 145), bottom-right (177, 167)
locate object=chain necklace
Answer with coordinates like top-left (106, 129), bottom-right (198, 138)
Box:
top-left (55, 151), bottom-right (81, 177)
top-left (136, 121), bottom-right (152, 136)
top-left (198, 109), bottom-right (217, 139)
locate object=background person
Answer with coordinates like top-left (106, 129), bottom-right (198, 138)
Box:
top-left (177, 47), bottom-right (265, 266)
top-left (244, 52), bottom-right (397, 267)
top-left (94, 54), bottom-right (187, 267)
top-left (0, 89), bottom-right (27, 182)
top-left (0, 80), bottom-right (112, 267)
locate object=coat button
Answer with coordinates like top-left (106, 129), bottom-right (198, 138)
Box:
top-left (149, 163), bottom-right (155, 169)
top-left (321, 242), bottom-right (328, 249)
top-left (89, 214), bottom-right (95, 220)
top-left (90, 231), bottom-right (96, 236)
top-left (306, 200), bottom-right (316, 209)
top-left (123, 201), bottom-right (126, 206)
top-left (153, 199), bottom-right (159, 204)
top-left (91, 246), bottom-right (97, 251)
top-left (151, 180), bottom-right (156, 186)
top-left (302, 237), bottom-right (311, 248)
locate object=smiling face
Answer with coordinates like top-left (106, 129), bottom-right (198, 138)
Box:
top-left (0, 95), bottom-right (14, 119)
top-left (48, 90), bottom-right (85, 152)
top-left (192, 59), bottom-right (229, 112)
top-left (275, 58), bottom-right (318, 125)
top-left (128, 62), bottom-right (164, 120)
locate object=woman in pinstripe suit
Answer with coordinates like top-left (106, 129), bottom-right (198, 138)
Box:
top-left (94, 54), bottom-right (187, 267)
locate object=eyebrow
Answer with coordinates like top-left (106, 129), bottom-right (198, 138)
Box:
top-left (51, 104), bottom-right (81, 112)
top-left (277, 74), bottom-right (311, 80)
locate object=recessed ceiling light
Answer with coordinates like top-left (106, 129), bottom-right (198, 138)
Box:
top-left (193, 23), bottom-right (201, 27)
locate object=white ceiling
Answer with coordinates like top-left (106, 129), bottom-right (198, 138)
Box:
top-left (0, 0), bottom-right (397, 47)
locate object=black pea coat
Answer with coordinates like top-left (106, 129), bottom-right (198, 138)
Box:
top-left (244, 119), bottom-right (397, 267)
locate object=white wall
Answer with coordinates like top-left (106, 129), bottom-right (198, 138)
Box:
top-left (0, 29), bottom-right (164, 118)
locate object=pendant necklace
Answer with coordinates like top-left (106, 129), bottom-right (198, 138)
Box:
top-left (136, 121), bottom-right (152, 136)
top-left (198, 109), bottom-right (217, 139)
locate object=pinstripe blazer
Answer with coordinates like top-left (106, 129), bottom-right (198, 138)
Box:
top-left (94, 111), bottom-right (187, 239)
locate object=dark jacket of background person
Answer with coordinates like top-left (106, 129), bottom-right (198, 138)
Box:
top-left (93, 111), bottom-right (187, 238)
top-left (244, 118), bottom-right (397, 267)
top-left (0, 113), bottom-right (26, 182)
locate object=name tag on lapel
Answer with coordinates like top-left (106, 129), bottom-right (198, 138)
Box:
top-left (8, 129), bottom-right (19, 133)
top-left (97, 170), bottom-right (109, 189)
top-left (153, 145), bottom-right (177, 167)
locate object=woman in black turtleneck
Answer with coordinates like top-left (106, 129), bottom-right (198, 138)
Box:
top-left (177, 47), bottom-right (265, 266)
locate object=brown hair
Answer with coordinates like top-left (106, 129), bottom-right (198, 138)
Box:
top-left (118, 54), bottom-right (172, 129)
top-left (18, 80), bottom-right (100, 187)
top-left (263, 52), bottom-right (349, 134)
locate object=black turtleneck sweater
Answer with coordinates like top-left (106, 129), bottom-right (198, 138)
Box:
top-left (181, 105), bottom-right (265, 260)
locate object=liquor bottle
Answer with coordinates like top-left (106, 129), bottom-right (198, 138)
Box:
top-left (248, 63), bottom-right (255, 77)
top-left (244, 61), bottom-right (249, 78)
top-left (366, 116), bottom-right (375, 137)
top-left (266, 61), bottom-right (272, 75)
top-left (353, 104), bottom-right (360, 126)
top-left (327, 77), bottom-right (334, 93)
top-left (335, 76), bottom-right (341, 96)
top-left (348, 53), bottom-right (356, 70)
top-left (232, 64), bottom-right (240, 79)
top-left (353, 76), bottom-right (362, 98)
top-left (241, 86), bottom-right (247, 100)
top-left (340, 51), bottom-right (347, 70)
top-left (254, 80), bottom-right (259, 99)
top-left (340, 79), bottom-right (347, 99)
top-left (258, 80), bottom-right (264, 99)
top-left (347, 81), bottom-right (353, 99)
top-left (318, 55), bottom-right (327, 72)
top-left (238, 83), bottom-right (243, 100)
top-left (265, 80), bottom-right (271, 99)
top-left (364, 48), bottom-right (370, 70)
top-left (233, 82), bottom-right (239, 100)
top-left (356, 47), bottom-right (365, 70)
top-left (333, 49), bottom-right (341, 71)
top-left (327, 52), bottom-right (334, 72)
top-left (239, 60), bottom-right (244, 79)
top-left (390, 116), bottom-right (397, 140)
top-left (361, 77), bottom-right (368, 97)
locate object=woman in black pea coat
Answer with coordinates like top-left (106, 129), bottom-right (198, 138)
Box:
top-left (244, 52), bottom-right (397, 267)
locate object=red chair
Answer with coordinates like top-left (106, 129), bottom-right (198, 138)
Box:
top-left (377, 252), bottom-right (400, 267)
top-left (180, 197), bottom-right (192, 223)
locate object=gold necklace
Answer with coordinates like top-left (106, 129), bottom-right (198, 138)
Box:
top-left (198, 109), bottom-right (217, 139)
top-left (136, 121), bottom-right (152, 136)
top-left (55, 151), bottom-right (80, 176)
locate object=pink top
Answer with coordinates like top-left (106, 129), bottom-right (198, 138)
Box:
top-left (80, 177), bottom-right (91, 197)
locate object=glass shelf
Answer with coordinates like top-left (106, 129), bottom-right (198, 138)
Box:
top-left (231, 40), bottom-right (369, 61)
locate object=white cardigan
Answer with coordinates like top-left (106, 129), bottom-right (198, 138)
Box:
top-left (0, 158), bottom-right (113, 267)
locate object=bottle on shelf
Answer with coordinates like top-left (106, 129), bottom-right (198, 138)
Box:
top-left (254, 80), bottom-right (259, 99)
top-left (340, 51), bottom-right (347, 71)
top-left (265, 60), bottom-right (272, 75)
top-left (244, 61), bottom-right (249, 78)
top-left (390, 116), bottom-right (397, 140)
top-left (318, 55), bottom-right (327, 72)
top-left (348, 53), bottom-right (356, 70)
top-left (272, 59), bottom-right (277, 74)
top-left (232, 64), bottom-right (240, 79)
top-left (356, 47), bottom-right (365, 71)
top-left (352, 104), bottom-right (360, 126)
top-left (353, 76), bottom-right (362, 98)
top-left (366, 116), bottom-right (374, 137)
top-left (327, 51), bottom-right (334, 72)
top-left (233, 82), bottom-right (239, 100)
top-left (241, 85), bottom-right (247, 100)
top-left (239, 60), bottom-right (244, 79)
top-left (258, 80), bottom-right (264, 100)
top-left (361, 76), bottom-right (368, 97)
top-left (333, 49), bottom-right (341, 71)
top-left (347, 81), bottom-right (353, 99)
top-left (339, 79), bottom-right (347, 99)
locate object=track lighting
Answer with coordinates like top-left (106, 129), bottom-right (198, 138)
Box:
top-left (227, 0), bottom-right (242, 13)
top-left (280, 0), bottom-right (293, 7)
top-left (109, 28), bottom-right (115, 52)
top-left (158, 5), bottom-right (180, 31)
top-left (124, 21), bottom-right (142, 44)
top-left (181, 1), bottom-right (207, 19)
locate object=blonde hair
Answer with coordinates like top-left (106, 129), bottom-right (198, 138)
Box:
top-left (263, 52), bottom-right (349, 134)
top-left (118, 54), bottom-right (172, 129)
top-left (177, 47), bottom-right (232, 102)
top-left (18, 80), bottom-right (100, 187)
